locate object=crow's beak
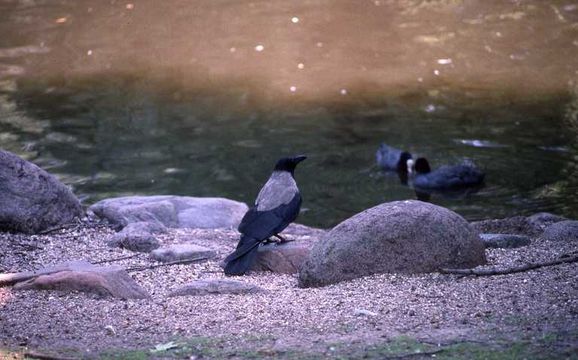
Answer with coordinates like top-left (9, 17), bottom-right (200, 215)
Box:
top-left (293, 155), bottom-right (307, 163)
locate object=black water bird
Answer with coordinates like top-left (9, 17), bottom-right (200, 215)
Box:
top-left (376, 143), bottom-right (413, 172)
top-left (408, 157), bottom-right (485, 190)
top-left (224, 155), bottom-right (307, 276)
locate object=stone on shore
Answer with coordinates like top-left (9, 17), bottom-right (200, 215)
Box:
top-left (471, 213), bottom-right (566, 238)
top-left (88, 195), bottom-right (248, 230)
top-left (150, 244), bottom-right (216, 263)
top-left (250, 241), bottom-right (313, 274)
top-left (0, 150), bottom-right (82, 234)
top-left (10, 261), bottom-right (149, 299)
top-left (540, 220), bottom-right (578, 243)
top-left (106, 221), bottom-right (165, 252)
top-left (168, 279), bottom-right (264, 297)
top-left (479, 233), bottom-right (531, 249)
top-left (299, 200), bottom-right (486, 288)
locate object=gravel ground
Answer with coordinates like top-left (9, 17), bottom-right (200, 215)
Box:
top-left (0, 220), bottom-right (577, 359)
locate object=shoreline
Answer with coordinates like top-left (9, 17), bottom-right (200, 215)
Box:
top-left (1, 216), bottom-right (577, 359)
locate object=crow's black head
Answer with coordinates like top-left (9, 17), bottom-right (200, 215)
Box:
top-left (398, 151), bottom-right (413, 172)
top-left (274, 155), bottom-right (307, 174)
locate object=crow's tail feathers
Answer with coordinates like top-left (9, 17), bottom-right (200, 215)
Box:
top-left (223, 235), bottom-right (261, 276)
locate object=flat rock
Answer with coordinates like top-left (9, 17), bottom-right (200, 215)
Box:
top-left (10, 261), bottom-right (149, 299)
top-left (0, 150), bottom-right (82, 234)
top-left (168, 279), bottom-right (264, 297)
top-left (527, 213), bottom-right (567, 232)
top-left (89, 195), bottom-right (248, 230)
top-left (540, 221), bottom-right (578, 243)
top-left (106, 221), bottom-right (164, 252)
top-left (299, 200), bottom-right (486, 288)
top-left (284, 223), bottom-right (327, 238)
top-left (150, 244), bottom-right (216, 263)
top-left (470, 216), bottom-right (540, 237)
top-left (479, 233), bottom-right (531, 249)
top-left (251, 242), bottom-right (313, 274)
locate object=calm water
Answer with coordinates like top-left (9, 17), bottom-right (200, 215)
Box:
top-left (1, 0), bottom-right (578, 228)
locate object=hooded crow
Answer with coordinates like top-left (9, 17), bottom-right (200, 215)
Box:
top-left (224, 155), bottom-right (307, 276)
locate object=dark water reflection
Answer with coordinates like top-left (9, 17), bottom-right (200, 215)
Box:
top-left (1, 0), bottom-right (578, 227)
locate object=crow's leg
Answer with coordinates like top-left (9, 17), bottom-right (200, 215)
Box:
top-left (274, 234), bottom-right (294, 243)
top-left (263, 237), bottom-right (277, 244)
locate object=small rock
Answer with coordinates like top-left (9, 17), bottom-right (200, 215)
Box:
top-left (251, 241), bottom-right (313, 274)
top-left (0, 150), bottom-right (82, 234)
top-left (12, 261), bottom-right (149, 299)
top-left (107, 221), bottom-right (164, 252)
top-left (104, 325), bottom-right (116, 335)
top-left (527, 212), bottom-right (567, 231)
top-left (540, 221), bottom-right (578, 243)
top-left (479, 233), bottom-right (531, 248)
top-left (150, 244), bottom-right (216, 263)
top-left (470, 216), bottom-right (539, 237)
top-left (168, 279), bottom-right (264, 297)
top-left (354, 309), bottom-right (378, 317)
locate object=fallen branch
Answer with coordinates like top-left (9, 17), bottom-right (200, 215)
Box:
top-left (37, 222), bottom-right (78, 235)
top-left (440, 255), bottom-right (578, 277)
top-left (125, 257), bottom-right (209, 272)
top-left (386, 348), bottom-right (445, 359)
top-left (91, 253), bottom-right (143, 264)
top-left (23, 350), bottom-right (77, 360)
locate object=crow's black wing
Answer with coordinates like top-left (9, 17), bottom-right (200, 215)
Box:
top-left (238, 192), bottom-right (302, 240)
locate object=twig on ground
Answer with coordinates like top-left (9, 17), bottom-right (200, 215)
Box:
top-left (440, 255), bottom-right (578, 277)
top-left (125, 257), bottom-right (209, 272)
top-left (13, 240), bottom-right (43, 250)
top-left (23, 350), bottom-right (77, 360)
top-left (91, 253), bottom-right (143, 264)
top-left (386, 348), bottom-right (446, 359)
top-left (38, 222), bottom-right (78, 235)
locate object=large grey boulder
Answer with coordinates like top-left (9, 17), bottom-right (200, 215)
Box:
top-left (0, 150), bottom-right (82, 234)
top-left (299, 200), bottom-right (486, 288)
top-left (8, 261), bottom-right (149, 299)
top-left (88, 195), bottom-right (248, 230)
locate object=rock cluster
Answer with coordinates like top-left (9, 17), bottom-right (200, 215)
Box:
top-left (89, 195), bottom-right (249, 252)
top-left (88, 195), bottom-right (248, 230)
top-left (2, 150), bottom-right (577, 302)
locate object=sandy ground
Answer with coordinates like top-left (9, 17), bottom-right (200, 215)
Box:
top-left (0, 220), bottom-right (577, 359)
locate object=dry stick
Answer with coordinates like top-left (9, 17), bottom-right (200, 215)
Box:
top-left (91, 253), bottom-right (143, 264)
top-left (386, 348), bottom-right (446, 359)
top-left (37, 222), bottom-right (78, 235)
top-left (23, 351), bottom-right (77, 360)
top-left (440, 255), bottom-right (578, 277)
top-left (126, 257), bottom-right (209, 272)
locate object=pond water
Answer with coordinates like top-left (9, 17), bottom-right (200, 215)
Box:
top-left (1, 0), bottom-right (578, 228)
